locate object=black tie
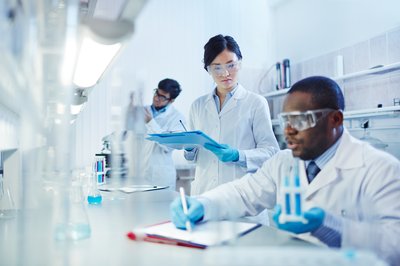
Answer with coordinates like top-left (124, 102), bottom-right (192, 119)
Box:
top-left (306, 161), bottom-right (320, 184)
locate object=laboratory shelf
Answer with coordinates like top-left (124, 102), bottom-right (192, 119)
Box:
top-left (262, 88), bottom-right (290, 98)
top-left (271, 106), bottom-right (400, 128)
top-left (263, 61), bottom-right (400, 99)
top-left (333, 61), bottom-right (400, 81)
top-left (343, 106), bottom-right (400, 119)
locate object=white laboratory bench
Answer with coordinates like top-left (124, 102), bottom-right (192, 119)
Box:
top-left (0, 189), bottom-right (387, 266)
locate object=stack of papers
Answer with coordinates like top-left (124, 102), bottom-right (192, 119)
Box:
top-left (128, 221), bottom-right (260, 249)
top-left (146, 130), bottom-right (223, 149)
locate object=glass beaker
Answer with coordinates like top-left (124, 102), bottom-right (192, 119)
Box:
top-left (54, 182), bottom-right (91, 241)
top-left (87, 173), bottom-right (102, 205)
top-left (0, 173), bottom-right (17, 219)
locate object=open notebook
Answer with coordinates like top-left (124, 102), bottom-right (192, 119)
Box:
top-left (127, 221), bottom-right (260, 249)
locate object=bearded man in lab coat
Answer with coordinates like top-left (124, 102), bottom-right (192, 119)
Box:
top-left (127, 78), bottom-right (185, 191)
top-left (171, 76), bottom-right (400, 266)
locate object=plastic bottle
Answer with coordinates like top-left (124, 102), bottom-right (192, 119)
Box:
top-left (282, 59), bottom-right (291, 88)
top-left (275, 62), bottom-right (282, 90)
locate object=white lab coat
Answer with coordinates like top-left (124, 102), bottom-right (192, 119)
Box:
top-left (141, 105), bottom-right (186, 190)
top-left (188, 84), bottom-right (279, 195)
top-left (200, 129), bottom-right (400, 266)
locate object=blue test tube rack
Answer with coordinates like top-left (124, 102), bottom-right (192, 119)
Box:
top-left (279, 159), bottom-right (307, 224)
top-left (93, 156), bottom-right (106, 186)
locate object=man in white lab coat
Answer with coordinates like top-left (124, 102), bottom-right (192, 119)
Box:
top-left (171, 76), bottom-right (400, 266)
top-left (127, 78), bottom-right (185, 191)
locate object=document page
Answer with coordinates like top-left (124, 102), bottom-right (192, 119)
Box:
top-left (134, 221), bottom-right (260, 247)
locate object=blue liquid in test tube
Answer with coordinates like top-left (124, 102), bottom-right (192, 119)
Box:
top-left (284, 176), bottom-right (291, 215)
top-left (295, 177), bottom-right (301, 215)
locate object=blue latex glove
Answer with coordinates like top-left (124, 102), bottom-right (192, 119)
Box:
top-left (273, 205), bottom-right (325, 234)
top-left (170, 196), bottom-right (204, 230)
top-left (204, 143), bottom-right (239, 162)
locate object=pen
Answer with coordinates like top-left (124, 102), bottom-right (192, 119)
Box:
top-left (179, 187), bottom-right (192, 232)
top-left (179, 120), bottom-right (188, 132)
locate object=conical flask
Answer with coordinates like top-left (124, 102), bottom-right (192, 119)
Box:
top-left (54, 182), bottom-right (91, 241)
top-left (0, 174), bottom-right (17, 219)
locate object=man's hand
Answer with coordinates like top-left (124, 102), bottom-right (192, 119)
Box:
top-left (170, 196), bottom-right (204, 229)
top-left (273, 205), bottom-right (325, 234)
top-left (144, 107), bottom-right (152, 123)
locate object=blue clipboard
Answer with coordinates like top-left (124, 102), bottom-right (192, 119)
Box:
top-left (146, 130), bottom-right (223, 148)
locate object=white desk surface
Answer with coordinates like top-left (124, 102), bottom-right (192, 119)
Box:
top-left (0, 189), bottom-right (385, 266)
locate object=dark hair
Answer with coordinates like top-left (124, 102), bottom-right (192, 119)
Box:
top-left (288, 76), bottom-right (345, 110)
top-left (203, 34), bottom-right (242, 71)
top-left (158, 78), bottom-right (182, 99)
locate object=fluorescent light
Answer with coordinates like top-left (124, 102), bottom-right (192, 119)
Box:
top-left (73, 37), bottom-right (121, 88)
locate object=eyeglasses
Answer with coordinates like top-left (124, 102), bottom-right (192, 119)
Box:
top-left (206, 61), bottom-right (241, 76)
top-left (278, 108), bottom-right (335, 132)
top-left (153, 89), bottom-right (171, 102)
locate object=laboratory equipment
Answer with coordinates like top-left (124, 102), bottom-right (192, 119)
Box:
top-left (279, 159), bottom-right (307, 224)
top-left (93, 156), bottom-right (107, 185)
top-left (359, 120), bottom-right (388, 150)
top-left (0, 172), bottom-right (16, 219)
top-left (54, 182), bottom-right (91, 241)
top-left (275, 62), bottom-right (282, 90)
top-left (282, 59), bottom-right (291, 88)
top-left (87, 172), bottom-right (102, 205)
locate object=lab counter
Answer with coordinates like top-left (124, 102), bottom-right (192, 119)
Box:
top-left (0, 189), bottom-right (385, 266)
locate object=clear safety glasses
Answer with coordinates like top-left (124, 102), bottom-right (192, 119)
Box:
top-left (278, 108), bottom-right (335, 131)
top-left (206, 61), bottom-right (241, 76)
top-left (153, 89), bottom-right (171, 102)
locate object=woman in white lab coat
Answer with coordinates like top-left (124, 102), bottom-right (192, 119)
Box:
top-left (185, 35), bottom-right (279, 195)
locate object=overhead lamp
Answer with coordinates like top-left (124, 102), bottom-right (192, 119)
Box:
top-left (70, 88), bottom-right (88, 115)
top-left (72, 18), bottom-right (133, 88)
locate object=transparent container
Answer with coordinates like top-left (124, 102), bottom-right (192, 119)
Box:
top-left (87, 173), bottom-right (102, 205)
top-left (54, 183), bottom-right (91, 241)
top-left (0, 173), bottom-right (17, 219)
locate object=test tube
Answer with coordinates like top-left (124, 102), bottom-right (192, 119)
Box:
top-left (279, 159), bottom-right (306, 223)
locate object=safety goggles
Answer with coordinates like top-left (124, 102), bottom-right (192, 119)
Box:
top-left (153, 89), bottom-right (171, 102)
top-left (278, 108), bottom-right (335, 131)
top-left (206, 61), bottom-right (241, 76)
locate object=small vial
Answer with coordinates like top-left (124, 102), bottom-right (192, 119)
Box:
top-left (87, 173), bottom-right (102, 205)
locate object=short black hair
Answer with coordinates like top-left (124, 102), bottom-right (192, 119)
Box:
top-left (158, 78), bottom-right (182, 100)
top-left (288, 76), bottom-right (345, 110)
top-left (203, 34), bottom-right (242, 71)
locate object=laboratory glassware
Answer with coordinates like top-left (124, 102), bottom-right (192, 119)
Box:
top-left (0, 173), bottom-right (17, 219)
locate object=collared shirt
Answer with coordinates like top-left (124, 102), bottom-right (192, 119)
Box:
top-left (151, 104), bottom-right (169, 118)
top-left (212, 85), bottom-right (238, 113)
top-left (305, 134), bottom-right (343, 171)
